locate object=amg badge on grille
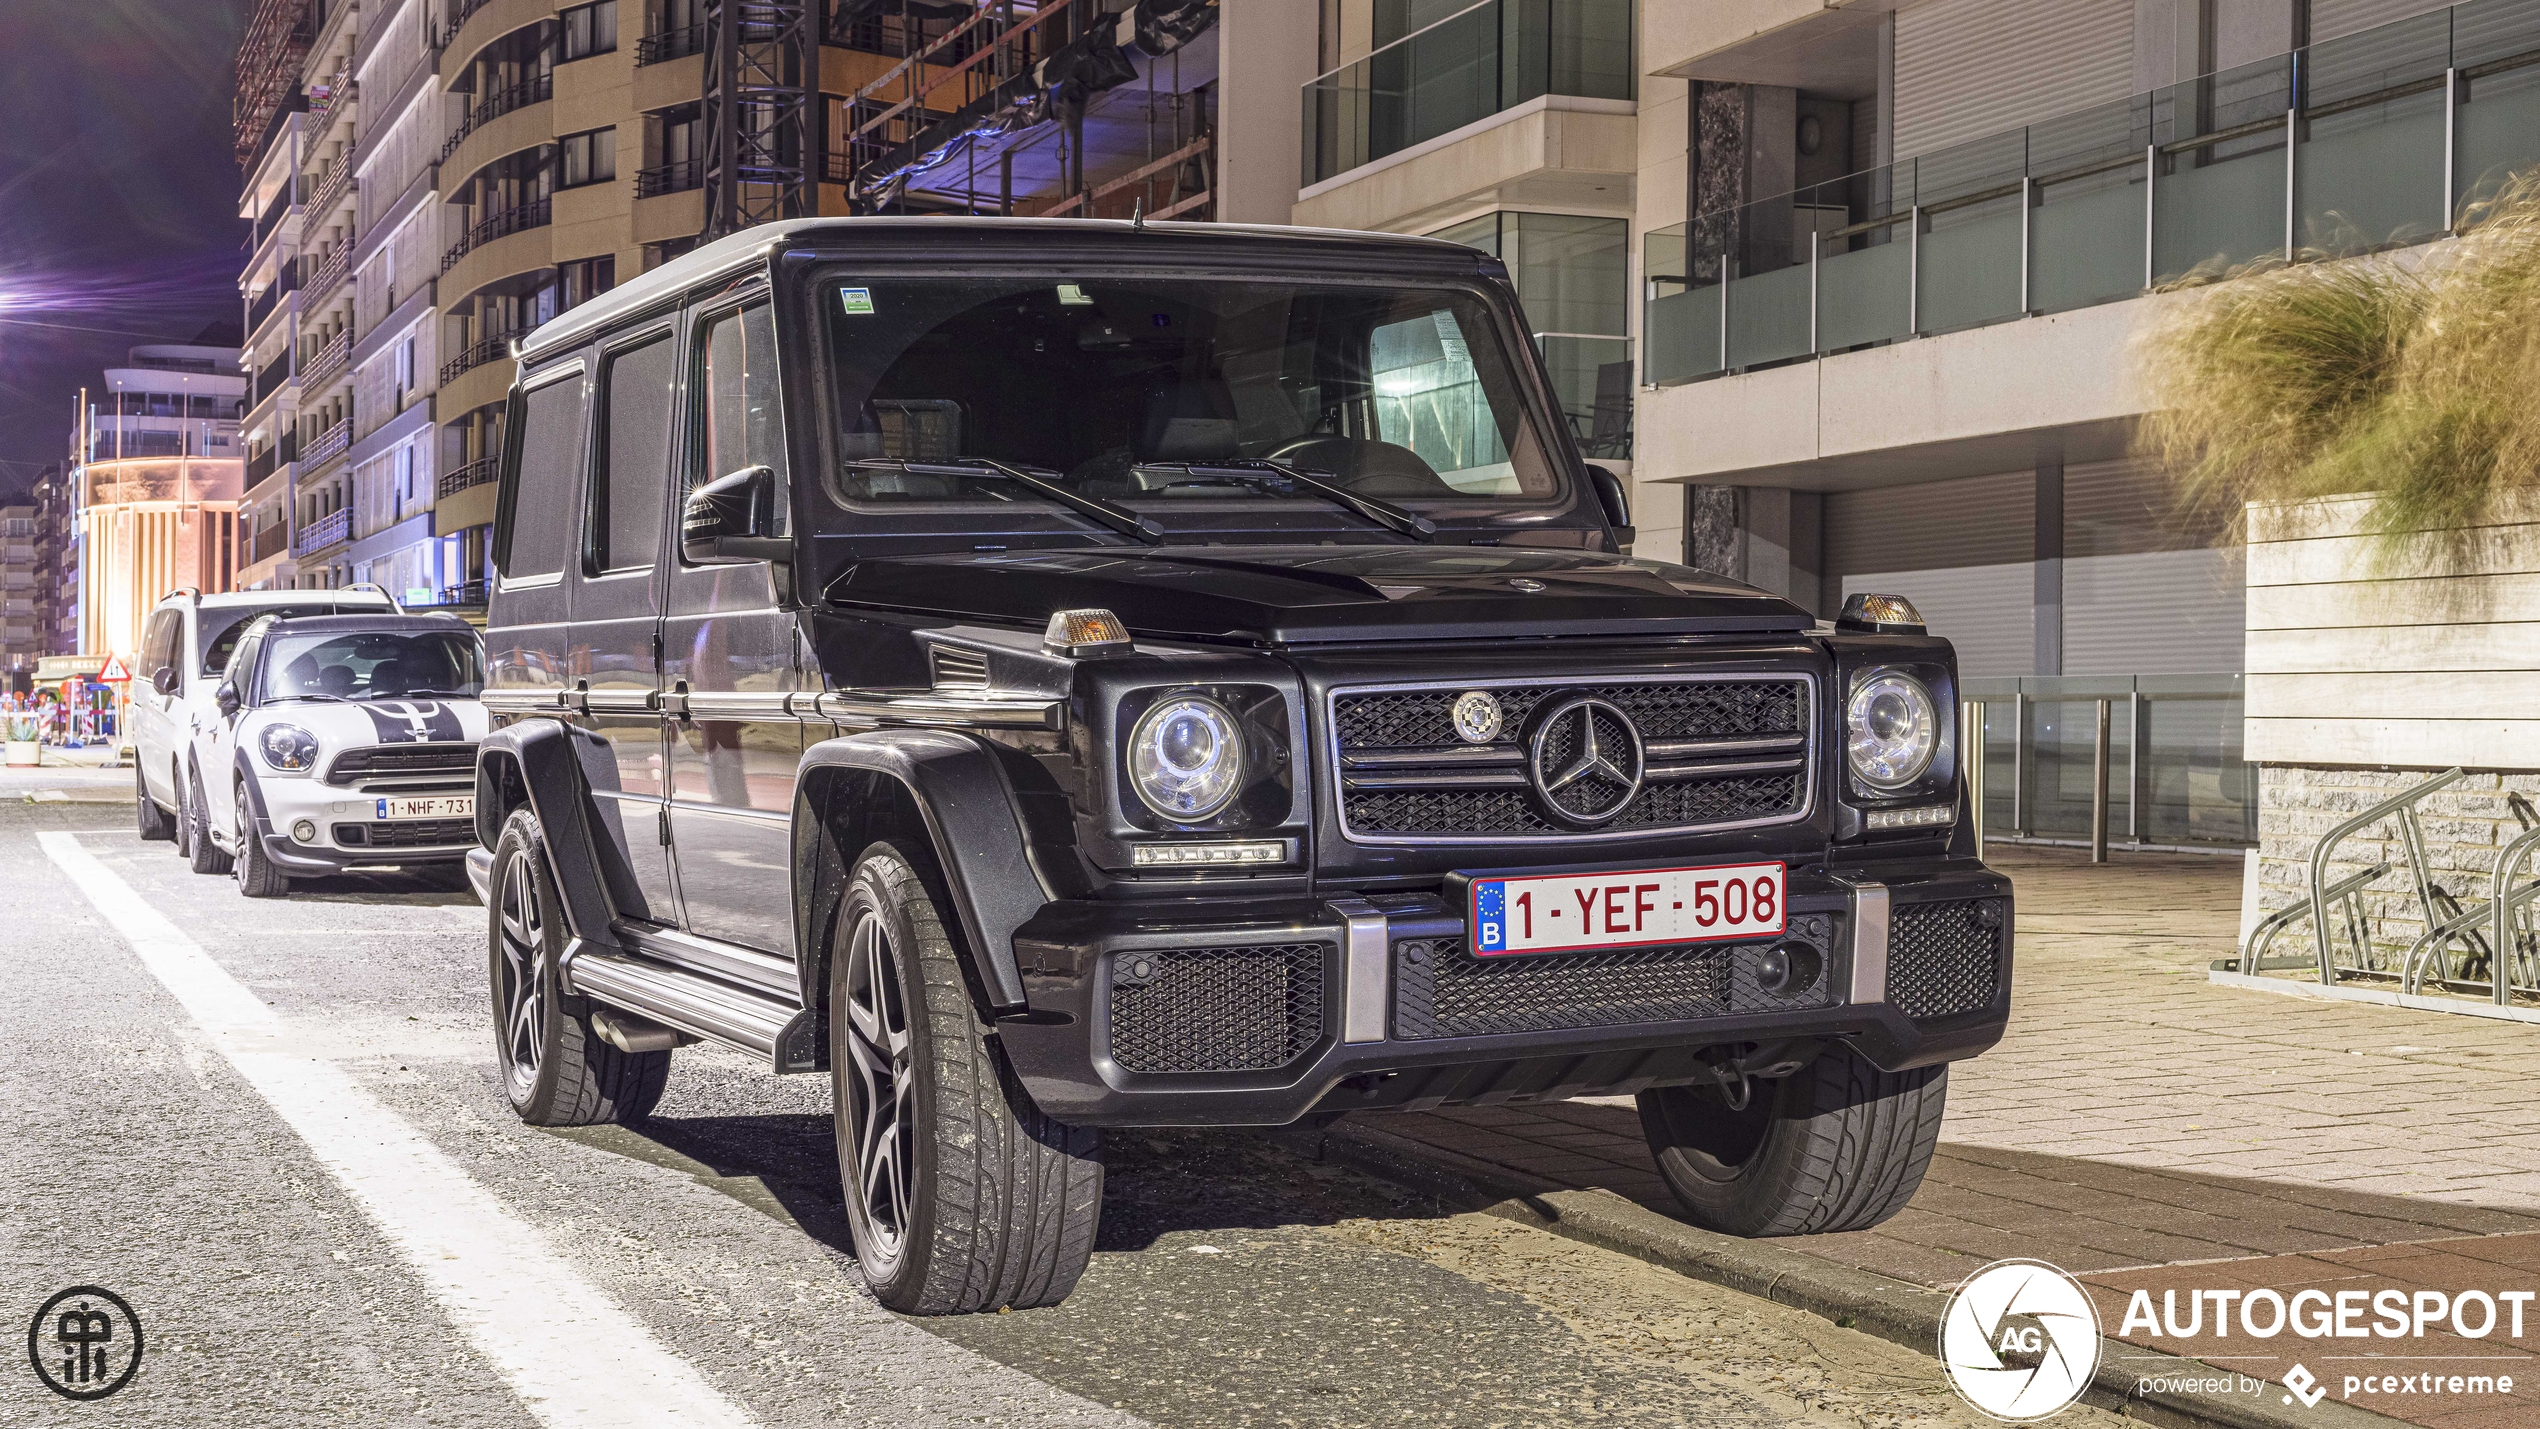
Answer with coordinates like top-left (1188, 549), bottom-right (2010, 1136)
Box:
top-left (1450, 690), bottom-right (1503, 744)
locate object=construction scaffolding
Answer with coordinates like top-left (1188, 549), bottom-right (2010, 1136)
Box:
top-left (701, 1), bottom-right (818, 239)
top-left (235, 0), bottom-right (317, 166)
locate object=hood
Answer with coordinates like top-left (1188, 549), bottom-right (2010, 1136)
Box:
top-left (253, 699), bottom-right (491, 745)
top-left (825, 546), bottom-right (1813, 644)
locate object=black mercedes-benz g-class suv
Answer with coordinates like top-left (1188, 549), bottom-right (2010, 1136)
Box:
top-left (466, 217), bottom-right (2009, 1316)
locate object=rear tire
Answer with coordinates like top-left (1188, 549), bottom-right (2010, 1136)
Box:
top-left (232, 784), bottom-right (285, 896)
top-left (489, 809), bottom-right (670, 1126)
top-left (136, 763), bottom-right (174, 841)
top-left (831, 842), bottom-right (1101, 1314)
top-left (188, 770), bottom-right (234, 875)
top-left (1638, 1047), bottom-right (1945, 1237)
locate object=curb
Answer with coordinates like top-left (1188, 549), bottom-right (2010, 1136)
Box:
top-left (1285, 1119), bottom-right (2406, 1429)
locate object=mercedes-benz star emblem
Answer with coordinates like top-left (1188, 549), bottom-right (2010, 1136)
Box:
top-left (1526, 696), bottom-right (1645, 826)
top-left (1451, 690), bottom-right (1503, 744)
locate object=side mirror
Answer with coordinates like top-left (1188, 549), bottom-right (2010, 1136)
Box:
top-left (680, 465), bottom-right (791, 564)
top-left (215, 681), bottom-right (241, 718)
top-left (152, 667), bottom-right (178, 697)
top-left (1584, 461), bottom-right (1636, 547)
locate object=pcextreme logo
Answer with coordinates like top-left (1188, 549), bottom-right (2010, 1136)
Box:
top-left (1939, 1259), bottom-right (2105, 1422)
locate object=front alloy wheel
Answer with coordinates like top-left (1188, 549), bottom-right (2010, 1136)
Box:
top-left (836, 904), bottom-right (915, 1278)
top-left (495, 845), bottom-right (549, 1104)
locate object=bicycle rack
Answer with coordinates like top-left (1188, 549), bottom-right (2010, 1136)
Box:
top-left (2242, 862), bottom-right (2387, 972)
top-left (2402, 820), bottom-right (2540, 1005)
top-left (2234, 769), bottom-right (2464, 982)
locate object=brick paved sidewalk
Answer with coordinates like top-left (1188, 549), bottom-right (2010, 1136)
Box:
top-left (1360, 846), bottom-right (2540, 1426)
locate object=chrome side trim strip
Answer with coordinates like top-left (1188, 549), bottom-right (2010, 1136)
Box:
top-left (486, 682), bottom-right (1063, 732)
top-left (813, 689), bottom-right (1063, 731)
top-left (1644, 755), bottom-right (1806, 782)
top-left (1342, 770), bottom-right (1529, 791)
top-left (581, 688), bottom-right (657, 714)
top-left (1328, 897), bottom-right (1390, 1045)
top-left (616, 919), bottom-right (799, 995)
top-left (482, 687), bottom-right (567, 713)
top-left (1845, 880), bottom-right (1890, 1006)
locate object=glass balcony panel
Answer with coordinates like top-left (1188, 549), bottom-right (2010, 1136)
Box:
top-left (2454, 44), bottom-right (2540, 213)
top-left (1542, 0), bottom-right (1634, 99)
top-left (1537, 334), bottom-right (1633, 450)
top-left (1814, 234), bottom-right (1911, 351)
top-left (2139, 693), bottom-right (2256, 845)
top-left (2031, 161), bottom-right (2148, 312)
top-left (1646, 284), bottom-right (1721, 382)
top-left (2151, 55), bottom-right (2295, 283)
top-left (1917, 195), bottom-right (2025, 333)
top-left (1724, 262), bottom-right (1812, 367)
top-left (2021, 698), bottom-right (2132, 839)
top-left (2297, 15), bottom-right (2453, 254)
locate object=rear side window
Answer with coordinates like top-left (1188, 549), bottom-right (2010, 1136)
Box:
top-left (593, 336), bottom-right (675, 571)
top-left (141, 611), bottom-right (181, 685)
top-left (503, 372), bottom-right (589, 578)
top-left (695, 303), bottom-right (787, 532)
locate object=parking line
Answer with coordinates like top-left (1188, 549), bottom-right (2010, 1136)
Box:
top-left (39, 832), bottom-right (761, 1429)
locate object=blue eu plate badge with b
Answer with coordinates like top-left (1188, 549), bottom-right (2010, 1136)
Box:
top-left (1472, 882), bottom-right (1507, 953)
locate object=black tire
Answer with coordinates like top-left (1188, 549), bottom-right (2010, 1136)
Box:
top-left (831, 842), bottom-right (1102, 1315)
top-left (1638, 1047), bottom-right (1946, 1237)
top-left (232, 783), bottom-right (286, 896)
top-left (188, 769), bottom-right (235, 875)
top-left (489, 809), bottom-right (670, 1126)
top-left (136, 763), bottom-right (174, 841)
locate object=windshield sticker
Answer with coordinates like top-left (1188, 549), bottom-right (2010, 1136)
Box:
top-left (840, 288), bottom-right (875, 314)
top-left (1055, 283), bottom-right (1095, 306)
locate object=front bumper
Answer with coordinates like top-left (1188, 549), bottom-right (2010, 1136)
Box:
top-left (245, 777), bottom-right (476, 873)
top-left (996, 855), bottom-right (2011, 1126)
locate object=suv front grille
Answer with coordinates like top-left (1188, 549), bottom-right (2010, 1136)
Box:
top-left (1391, 913), bottom-right (1834, 1040)
top-left (1332, 677), bottom-right (1811, 840)
top-left (327, 743), bottom-right (476, 784)
top-left (1887, 898), bottom-right (2005, 1020)
top-left (1107, 944), bottom-right (1327, 1074)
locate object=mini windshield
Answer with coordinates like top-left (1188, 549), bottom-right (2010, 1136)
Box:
top-left (818, 277), bottom-right (1563, 522)
top-left (259, 631), bottom-right (485, 703)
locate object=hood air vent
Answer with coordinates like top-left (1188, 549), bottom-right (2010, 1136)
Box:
top-left (929, 646), bottom-right (990, 690)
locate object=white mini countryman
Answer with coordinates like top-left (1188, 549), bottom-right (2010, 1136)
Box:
top-left (191, 612), bottom-right (490, 897)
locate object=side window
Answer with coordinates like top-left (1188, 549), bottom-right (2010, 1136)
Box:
top-left (141, 611), bottom-right (180, 685)
top-left (501, 371), bottom-right (589, 578)
top-left (592, 336), bottom-right (675, 571)
top-left (695, 303), bottom-right (788, 533)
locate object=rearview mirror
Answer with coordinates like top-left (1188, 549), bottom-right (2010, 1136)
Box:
top-left (152, 666), bottom-right (178, 696)
top-left (1584, 461), bottom-right (1635, 547)
top-left (215, 681), bottom-right (241, 717)
top-left (680, 465), bottom-right (790, 564)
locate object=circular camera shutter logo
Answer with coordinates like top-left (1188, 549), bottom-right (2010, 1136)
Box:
top-left (1938, 1259), bottom-right (2101, 1422)
top-left (1450, 691), bottom-right (1503, 744)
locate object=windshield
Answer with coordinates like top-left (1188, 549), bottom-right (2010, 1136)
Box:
top-left (202, 605), bottom-right (353, 675)
top-left (818, 276), bottom-right (1563, 521)
top-left (259, 631), bottom-right (485, 703)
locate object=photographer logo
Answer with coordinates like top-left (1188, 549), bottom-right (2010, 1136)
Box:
top-left (26, 1285), bottom-right (142, 1401)
top-left (1939, 1259), bottom-right (2103, 1421)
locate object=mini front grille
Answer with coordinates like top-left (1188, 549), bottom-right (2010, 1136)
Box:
top-left (327, 743), bottom-right (476, 785)
top-left (1107, 944), bottom-right (1327, 1074)
top-left (1392, 912), bottom-right (1835, 1040)
top-left (334, 818), bottom-right (476, 849)
top-left (1887, 898), bottom-right (2005, 1020)
top-left (1331, 677), bottom-right (1812, 840)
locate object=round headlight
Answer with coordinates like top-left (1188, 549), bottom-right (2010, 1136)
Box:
top-left (1845, 672), bottom-right (1938, 791)
top-left (1128, 695), bottom-right (1245, 821)
top-left (260, 723), bottom-right (320, 772)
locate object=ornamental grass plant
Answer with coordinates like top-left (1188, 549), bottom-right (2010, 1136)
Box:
top-left (2137, 170), bottom-right (2540, 548)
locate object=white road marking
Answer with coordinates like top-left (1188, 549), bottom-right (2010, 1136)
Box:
top-left (40, 832), bottom-right (760, 1429)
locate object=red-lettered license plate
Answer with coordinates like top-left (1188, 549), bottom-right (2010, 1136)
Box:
top-left (1467, 861), bottom-right (1786, 956)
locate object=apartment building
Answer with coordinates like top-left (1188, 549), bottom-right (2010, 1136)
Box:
top-left (30, 465), bottom-right (78, 659)
top-left (0, 507), bottom-right (38, 678)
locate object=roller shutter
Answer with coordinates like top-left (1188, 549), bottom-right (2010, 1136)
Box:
top-left (1892, 0), bottom-right (2134, 160)
top-left (2310, 0), bottom-right (2455, 43)
top-left (1825, 470), bottom-right (2037, 677)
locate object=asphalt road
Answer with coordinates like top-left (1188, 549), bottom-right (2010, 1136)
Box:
top-left (0, 792), bottom-right (2052, 1429)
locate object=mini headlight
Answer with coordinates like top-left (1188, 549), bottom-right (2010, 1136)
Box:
top-left (260, 723), bottom-right (321, 772)
top-left (1127, 695), bottom-right (1245, 821)
top-left (1845, 671), bottom-right (1939, 792)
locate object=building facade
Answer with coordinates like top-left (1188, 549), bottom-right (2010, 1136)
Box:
top-left (0, 506), bottom-right (39, 680)
top-left (30, 465), bottom-right (79, 659)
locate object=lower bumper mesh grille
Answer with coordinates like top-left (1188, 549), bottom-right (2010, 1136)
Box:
top-left (1391, 914), bottom-right (1834, 1040)
top-left (334, 818), bottom-right (475, 849)
top-left (1887, 898), bottom-right (2005, 1020)
top-left (1107, 944), bottom-right (1327, 1074)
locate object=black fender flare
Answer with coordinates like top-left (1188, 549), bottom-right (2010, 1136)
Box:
top-left (229, 749), bottom-right (273, 833)
top-left (475, 718), bottom-right (624, 949)
top-left (795, 729), bottom-right (1049, 1016)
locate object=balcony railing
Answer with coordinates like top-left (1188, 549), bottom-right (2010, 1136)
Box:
top-left (302, 420), bottom-right (352, 471)
top-left (301, 329), bottom-right (352, 391)
top-left (439, 330), bottom-right (521, 386)
top-left (248, 521), bottom-right (291, 564)
top-left (246, 257), bottom-right (300, 335)
top-left (245, 444), bottom-right (280, 487)
top-left (636, 23), bottom-right (704, 64)
top-left (636, 159), bottom-right (703, 197)
top-left (1300, 0), bottom-right (1634, 187)
top-left (251, 356), bottom-right (296, 408)
top-left (441, 196), bottom-right (552, 275)
top-left (308, 145), bottom-right (357, 216)
top-left (302, 244), bottom-right (352, 307)
top-left (445, 0), bottom-right (498, 37)
top-left (1964, 675), bottom-right (2254, 851)
top-left (296, 507), bottom-right (352, 555)
top-left (440, 71), bottom-right (554, 164)
top-left (437, 455), bottom-right (498, 499)
top-left (1645, 0), bottom-right (2540, 385)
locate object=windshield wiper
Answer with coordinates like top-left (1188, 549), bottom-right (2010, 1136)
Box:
top-left (270, 692), bottom-right (354, 704)
top-left (849, 458), bottom-right (1164, 545)
top-left (1131, 459), bottom-right (1436, 543)
top-left (368, 688), bottom-right (475, 700)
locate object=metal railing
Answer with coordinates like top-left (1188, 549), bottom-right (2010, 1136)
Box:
top-left (437, 455), bottom-right (498, 499)
top-left (440, 71), bottom-right (554, 164)
top-left (636, 159), bottom-right (703, 197)
top-left (247, 521), bottom-right (291, 564)
top-left (246, 258), bottom-right (300, 335)
top-left (1963, 674), bottom-right (2253, 852)
top-left (1645, 0), bottom-right (2540, 385)
top-left (440, 196), bottom-right (551, 275)
top-left (302, 244), bottom-right (352, 307)
top-left (308, 144), bottom-right (357, 216)
top-left (301, 420), bottom-right (352, 470)
top-left (636, 22), bottom-right (704, 64)
top-left (295, 507), bottom-right (352, 555)
top-left (440, 330), bottom-right (521, 385)
top-left (301, 329), bottom-right (352, 391)
top-left (1301, 0), bottom-right (1636, 186)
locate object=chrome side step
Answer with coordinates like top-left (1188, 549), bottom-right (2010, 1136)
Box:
top-left (562, 941), bottom-right (822, 1074)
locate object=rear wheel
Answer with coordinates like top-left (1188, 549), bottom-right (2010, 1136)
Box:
top-left (232, 784), bottom-right (285, 896)
top-left (188, 769), bottom-right (234, 875)
top-left (488, 809), bottom-right (669, 1126)
top-left (1638, 1047), bottom-right (1945, 1237)
top-left (831, 842), bottom-right (1101, 1314)
top-left (136, 763), bottom-right (174, 841)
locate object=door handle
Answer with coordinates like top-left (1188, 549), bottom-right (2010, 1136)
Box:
top-left (664, 681), bottom-right (691, 722)
top-left (567, 680), bottom-right (590, 716)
